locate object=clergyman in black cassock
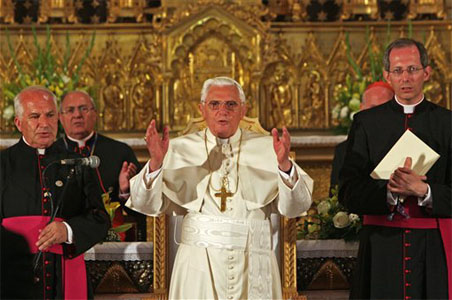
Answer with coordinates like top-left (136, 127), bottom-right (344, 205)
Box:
top-left (339, 38), bottom-right (451, 299)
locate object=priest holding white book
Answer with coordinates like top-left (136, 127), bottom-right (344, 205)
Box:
top-left (339, 38), bottom-right (451, 299)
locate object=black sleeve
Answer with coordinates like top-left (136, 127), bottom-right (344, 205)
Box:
top-left (338, 116), bottom-right (390, 215)
top-left (64, 167), bottom-right (110, 258)
top-left (430, 121), bottom-right (452, 218)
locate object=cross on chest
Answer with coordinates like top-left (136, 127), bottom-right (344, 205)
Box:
top-left (215, 186), bottom-right (233, 212)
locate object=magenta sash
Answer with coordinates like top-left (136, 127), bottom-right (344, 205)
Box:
top-left (2, 216), bottom-right (87, 300)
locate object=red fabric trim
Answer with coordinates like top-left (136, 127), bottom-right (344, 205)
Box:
top-left (2, 216), bottom-right (87, 300)
top-left (364, 215), bottom-right (451, 298)
top-left (363, 215), bottom-right (438, 229)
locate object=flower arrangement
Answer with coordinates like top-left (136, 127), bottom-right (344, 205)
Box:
top-left (331, 74), bottom-right (367, 134)
top-left (2, 26), bottom-right (95, 125)
top-left (102, 193), bottom-right (133, 242)
top-left (331, 25), bottom-right (394, 134)
top-left (298, 186), bottom-right (362, 241)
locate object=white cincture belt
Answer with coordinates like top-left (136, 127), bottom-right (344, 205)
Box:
top-left (180, 212), bottom-right (273, 300)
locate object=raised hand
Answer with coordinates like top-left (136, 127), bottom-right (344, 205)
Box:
top-left (145, 119), bottom-right (169, 172)
top-left (119, 161), bottom-right (138, 194)
top-left (387, 157), bottom-right (428, 197)
top-left (271, 127), bottom-right (292, 172)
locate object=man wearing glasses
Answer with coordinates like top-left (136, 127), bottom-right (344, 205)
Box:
top-left (1, 86), bottom-right (110, 299)
top-left (339, 38), bottom-right (451, 299)
top-left (57, 91), bottom-right (145, 241)
top-left (126, 76), bottom-right (313, 299)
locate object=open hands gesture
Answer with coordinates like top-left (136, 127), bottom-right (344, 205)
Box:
top-left (145, 120), bottom-right (169, 172)
top-left (271, 127), bottom-right (292, 172)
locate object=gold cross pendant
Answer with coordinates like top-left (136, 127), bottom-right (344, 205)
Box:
top-left (215, 185), bottom-right (233, 212)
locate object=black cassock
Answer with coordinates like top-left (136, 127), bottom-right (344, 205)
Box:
top-left (1, 139), bottom-right (110, 299)
top-left (339, 99), bottom-right (451, 299)
top-left (56, 133), bottom-right (146, 241)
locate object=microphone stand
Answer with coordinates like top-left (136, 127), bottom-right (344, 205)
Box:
top-left (32, 163), bottom-right (76, 273)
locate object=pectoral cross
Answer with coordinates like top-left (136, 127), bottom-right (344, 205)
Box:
top-left (215, 185), bottom-right (233, 212)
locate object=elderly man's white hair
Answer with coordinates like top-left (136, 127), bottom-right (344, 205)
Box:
top-left (14, 86), bottom-right (58, 118)
top-left (61, 90), bottom-right (96, 111)
top-left (200, 76), bottom-right (246, 104)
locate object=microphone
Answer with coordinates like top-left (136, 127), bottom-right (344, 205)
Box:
top-left (60, 156), bottom-right (100, 168)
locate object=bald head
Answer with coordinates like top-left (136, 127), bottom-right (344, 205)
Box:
top-left (361, 83), bottom-right (394, 111)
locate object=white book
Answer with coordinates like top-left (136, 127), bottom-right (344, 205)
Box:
top-left (371, 130), bottom-right (440, 180)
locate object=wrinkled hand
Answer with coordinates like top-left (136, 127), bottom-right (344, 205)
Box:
top-left (145, 119), bottom-right (170, 172)
top-left (387, 157), bottom-right (428, 197)
top-left (119, 161), bottom-right (138, 194)
top-left (271, 127), bottom-right (292, 172)
top-left (36, 221), bottom-right (68, 251)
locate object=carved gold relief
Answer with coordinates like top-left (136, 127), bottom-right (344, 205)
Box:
top-left (0, 0), bottom-right (14, 24)
top-left (299, 33), bottom-right (328, 129)
top-left (108, 0), bottom-right (146, 23)
top-left (341, 0), bottom-right (379, 20)
top-left (262, 62), bottom-right (296, 128)
top-left (425, 29), bottom-right (451, 109)
top-left (39, 0), bottom-right (77, 23)
top-left (407, 0), bottom-right (446, 20)
top-left (167, 13), bottom-right (259, 130)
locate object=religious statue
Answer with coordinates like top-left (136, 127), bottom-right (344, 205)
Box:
top-left (102, 72), bottom-right (125, 131)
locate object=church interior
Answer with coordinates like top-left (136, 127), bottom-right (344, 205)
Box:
top-left (0, 0), bottom-right (451, 299)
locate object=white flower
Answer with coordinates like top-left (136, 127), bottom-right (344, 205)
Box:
top-left (317, 200), bottom-right (331, 215)
top-left (332, 104), bottom-right (341, 120)
top-left (340, 106), bottom-right (349, 119)
top-left (2, 105), bottom-right (14, 121)
top-left (349, 213), bottom-right (360, 222)
top-left (61, 75), bottom-right (71, 84)
top-left (333, 211), bottom-right (350, 228)
top-left (350, 111), bottom-right (357, 121)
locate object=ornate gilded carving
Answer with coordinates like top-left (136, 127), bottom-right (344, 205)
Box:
top-left (299, 33), bottom-right (328, 129)
top-left (167, 13), bottom-right (259, 130)
top-left (0, 0), bottom-right (14, 24)
top-left (153, 215), bottom-right (168, 296)
top-left (425, 29), bottom-right (451, 109)
top-left (99, 39), bottom-right (126, 131)
top-left (262, 62), bottom-right (296, 128)
top-left (341, 0), bottom-right (379, 20)
top-left (407, 0), bottom-right (446, 20)
top-left (129, 35), bottom-right (162, 130)
top-left (38, 0), bottom-right (77, 23)
top-left (282, 216), bottom-right (305, 299)
top-left (152, 0), bottom-right (271, 33)
top-left (107, 0), bottom-right (146, 23)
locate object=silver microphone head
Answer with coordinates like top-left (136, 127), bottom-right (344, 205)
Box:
top-left (87, 156), bottom-right (101, 168)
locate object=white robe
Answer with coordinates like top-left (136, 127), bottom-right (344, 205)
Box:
top-left (126, 128), bottom-right (313, 299)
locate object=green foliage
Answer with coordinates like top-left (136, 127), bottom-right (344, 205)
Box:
top-left (2, 25), bottom-right (95, 123)
top-left (331, 24), bottom-right (393, 134)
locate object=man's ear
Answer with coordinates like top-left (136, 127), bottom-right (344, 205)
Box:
top-left (14, 116), bottom-right (22, 133)
top-left (240, 103), bottom-right (247, 119)
top-left (383, 70), bottom-right (391, 84)
top-left (199, 103), bottom-right (206, 119)
top-left (423, 66), bottom-right (432, 81)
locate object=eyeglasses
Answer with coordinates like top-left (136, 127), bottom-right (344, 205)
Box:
top-left (61, 105), bottom-right (95, 115)
top-left (388, 66), bottom-right (424, 77)
top-left (205, 100), bottom-right (240, 111)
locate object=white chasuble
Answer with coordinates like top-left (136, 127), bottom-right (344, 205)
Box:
top-left (126, 128), bottom-right (313, 299)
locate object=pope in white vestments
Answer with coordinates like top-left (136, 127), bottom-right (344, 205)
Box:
top-left (126, 77), bottom-right (313, 300)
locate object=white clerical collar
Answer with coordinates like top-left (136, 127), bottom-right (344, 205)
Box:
top-left (395, 95), bottom-right (424, 114)
top-left (206, 128), bottom-right (242, 145)
top-left (66, 131), bottom-right (95, 147)
top-left (22, 137), bottom-right (46, 154)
